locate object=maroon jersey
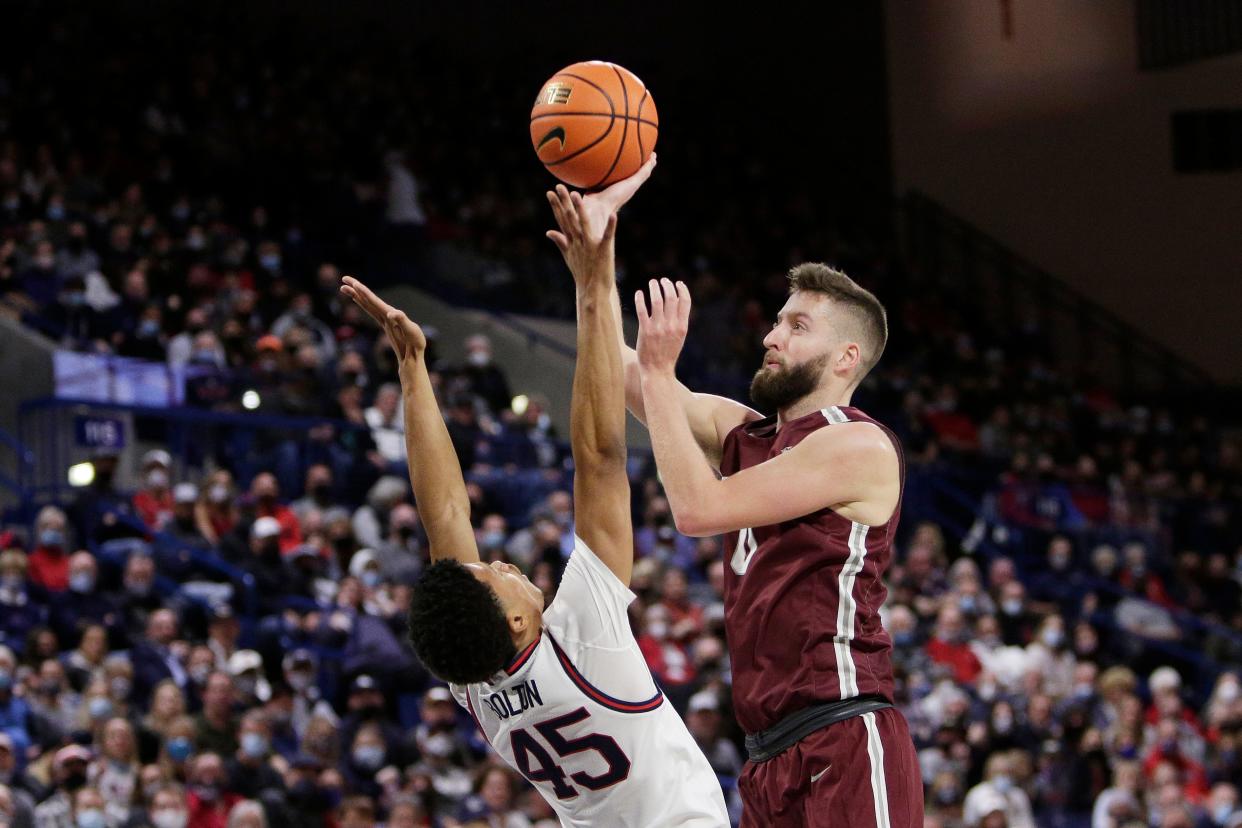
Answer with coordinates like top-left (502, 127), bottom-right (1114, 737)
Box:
top-left (720, 404), bottom-right (903, 734)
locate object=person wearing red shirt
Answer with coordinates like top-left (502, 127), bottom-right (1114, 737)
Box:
top-left (27, 505), bottom-right (71, 591)
top-left (248, 473), bottom-right (301, 554)
top-left (185, 752), bottom-right (241, 828)
top-left (659, 567), bottom-right (705, 644)
top-left (926, 604), bottom-right (983, 685)
top-left (637, 604), bottom-right (697, 691)
top-left (133, 449), bottom-right (174, 531)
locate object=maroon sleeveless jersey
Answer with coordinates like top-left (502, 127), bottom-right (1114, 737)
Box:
top-left (719, 404), bottom-right (903, 734)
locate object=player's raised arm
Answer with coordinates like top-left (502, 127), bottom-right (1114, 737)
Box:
top-left (340, 276), bottom-right (479, 564)
top-left (636, 279), bottom-right (898, 536)
top-left (545, 161), bottom-right (656, 585)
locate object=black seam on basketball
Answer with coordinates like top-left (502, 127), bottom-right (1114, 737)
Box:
top-left (530, 112), bottom-right (659, 129)
top-left (556, 72), bottom-right (616, 115)
top-left (636, 90), bottom-right (649, 159)
top-left (591, 65), bottom-right (631, 189)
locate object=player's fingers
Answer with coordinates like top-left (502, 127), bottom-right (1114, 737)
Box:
top-left (555, 185), bottom-right (579, 235)
top-left (634, 290), bottom-right (649, 323)
top-left (675, 280), bottom-right (692, 325)
top-left (545, 230), bottom-right (570, 254)
top-left (546, 191), bottom-right (572, 238)
top-left (570, 190), bottom-right (591, 234)
top-left (660, 277), bottom-right (677, 315)
top-left (602, 212), bottom-right (618, 245)
top-left (341, 276), bottom-right (386, 323)
top-left (647, 279), bottom-right (664, 320)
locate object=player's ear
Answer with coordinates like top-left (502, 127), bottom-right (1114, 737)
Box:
top-left (509, 610), bottom-right (529, 636)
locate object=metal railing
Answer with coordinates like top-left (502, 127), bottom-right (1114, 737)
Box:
top-left (898, 191), bottom-right (1216, 394)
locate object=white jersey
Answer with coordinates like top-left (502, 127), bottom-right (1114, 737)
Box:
top-left (452, 537), bottom-right (729, 827)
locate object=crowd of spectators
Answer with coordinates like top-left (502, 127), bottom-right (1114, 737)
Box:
top-left (1, 6), bottom-right (1240, 828)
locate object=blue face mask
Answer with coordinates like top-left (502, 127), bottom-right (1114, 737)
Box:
top-left (47, 204), bottom-right (66, 221)
top-left (76, 809), bottom-right (106, 828)
top-left (166, 737), bottom-right (193, 762)
top-left (0, 669), bottom-right (12, 691)
top-left (240, 732), bottom-right (269, 759)
top-left (259, 254), bottom-right (281, 271)
top-left (39, 529), bottom-right (64, 548)
top-left (352, 745), bottom-right (385, 771)
top-left (69, 572), bottom-right (95, 594)
top-left (88, 696), bottom-right (113, 720)
top-left (138, 320), bottom-right (161, 338)
top-left (361, 571), bottom-right (381, 589)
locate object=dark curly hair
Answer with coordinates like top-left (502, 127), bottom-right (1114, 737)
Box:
top-left (407, 559), bottom-right (516, 684)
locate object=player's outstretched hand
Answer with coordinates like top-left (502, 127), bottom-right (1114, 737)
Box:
top-left (339, 275), bottom-right (426, 364)
top-left (635, 277), bottom-right (691, 376)
top-left (545, 153), bottom-right (656, 283)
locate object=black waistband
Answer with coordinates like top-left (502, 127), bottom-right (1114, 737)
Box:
top-left (744, 696), bottom-right (893, 763)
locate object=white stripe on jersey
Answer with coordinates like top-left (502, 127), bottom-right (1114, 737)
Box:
top-left (822, 406), bottom-right (850, 424)
top-left (863, 711), bottom-right (893, 828)
top-left (835, 521), bottom-right (870, 698)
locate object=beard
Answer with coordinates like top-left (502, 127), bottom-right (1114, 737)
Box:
top-left (749, 353), bottom-right (829, 413)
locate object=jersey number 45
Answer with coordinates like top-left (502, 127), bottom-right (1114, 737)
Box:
top-left (510, 707), bottom-right (631, 799)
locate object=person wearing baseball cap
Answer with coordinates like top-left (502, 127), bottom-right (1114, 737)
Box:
top-left (168, 482), bottom-right (208, 544)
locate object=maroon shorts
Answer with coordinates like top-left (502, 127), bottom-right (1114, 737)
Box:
top-left (738, 706), bottom-right (923, 827)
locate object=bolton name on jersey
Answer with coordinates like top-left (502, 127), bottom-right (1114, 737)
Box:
top-left (451, 537), bottom-right (728, 827)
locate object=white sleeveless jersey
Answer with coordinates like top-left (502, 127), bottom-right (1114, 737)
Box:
top-left (451, 537), bottom-right (728, 827)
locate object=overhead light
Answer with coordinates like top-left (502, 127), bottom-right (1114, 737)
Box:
top-left (68, 462), bottom-right (95, 487)
top-left (511, 394), bottom-right (529, 416)
top-left (242, 390), bottom-right (261, 410)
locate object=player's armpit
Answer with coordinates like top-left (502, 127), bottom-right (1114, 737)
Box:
top-left (673, 421), bottom-right (900, 537)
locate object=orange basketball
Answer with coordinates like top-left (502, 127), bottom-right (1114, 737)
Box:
top-left (530, 61), bottom-right (658, 190)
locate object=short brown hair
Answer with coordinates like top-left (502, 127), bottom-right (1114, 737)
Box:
top-left (787, 263), bottom-right (888, 378)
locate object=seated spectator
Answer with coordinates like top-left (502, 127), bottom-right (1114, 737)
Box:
top-left (224, 710), bottom-right (284, 802)
top-left (133, 449), bottom-right (175, 531)
top-left (365, 383), bottom-right (407, 471)
top-left (196, 471), bottom-right (240, 546)
top-left (246, 474), bottom-right (301, 554)
top-left (145, 783), bottom-right (191, 828)
top-left (457, 334), bottom-right (512, 416)
top-left (926, 605), bottom-right (983, 685)
top-left (685, 690), bottom-right (742, 780)
top-left (372, 503), bottom-right (423, 586)
top-left (28, 505), bottom-right (72, 592)
top-left (185, 752), bottom-right (241, 827)
top-left (33, 745), bottom-right (93, 827)
top-left (196, 673), bottom-right (239, 758)
top-left (168, 484), bottom-right (210, 544)
top-left (130, 609), bottom-right (188, 707)
top-left (963, 751), bottom-right (1035, 828)
top-left (90, 716), bottom-right (140, 824)
top-left (0, 550), bottom-right (46, 652)
top-left (53, 551), bottom-right (121, 648)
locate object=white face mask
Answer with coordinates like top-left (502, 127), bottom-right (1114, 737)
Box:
top-left (152, 810), bottom-right (188, 828)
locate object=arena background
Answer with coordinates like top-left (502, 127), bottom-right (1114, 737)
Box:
top-left (0, 2), bottom-right (1239, 827)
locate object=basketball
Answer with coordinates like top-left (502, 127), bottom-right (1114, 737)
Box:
top-left (530, 61), bottom-right (658, 190)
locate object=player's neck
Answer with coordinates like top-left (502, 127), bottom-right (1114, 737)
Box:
top-left (777, 386), bottom-right (853, 427)
top-left (513, 624), bottom-right (541, 653)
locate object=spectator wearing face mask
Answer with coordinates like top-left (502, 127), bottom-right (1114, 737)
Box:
top-left (133, 450), bottom-right (174, 532)
top-left (371, 504), bottom-right (423, 586)
top-left (964, 751), bottom-right (1035, 828)
top-left (185, 753), bottom-right (240, 828)
top-left (195, 472), bottom-right (239, 547)
top-left (225, 652), bottom-right (268, 709)
top-left (1024, 616), bottom-right (1076, 700)
top-left (223, 711), bottom-right (283, 802)
top-left (28, 506), bottom-right (72, 592)
top-left (457, 334), bottom-right (511, 417)
top-left (145, 784), bottom-right (190, 828)
top-left (33, 745), bottom-right (93, 828)
top-left (51, 553), bottom-right (120, 649)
